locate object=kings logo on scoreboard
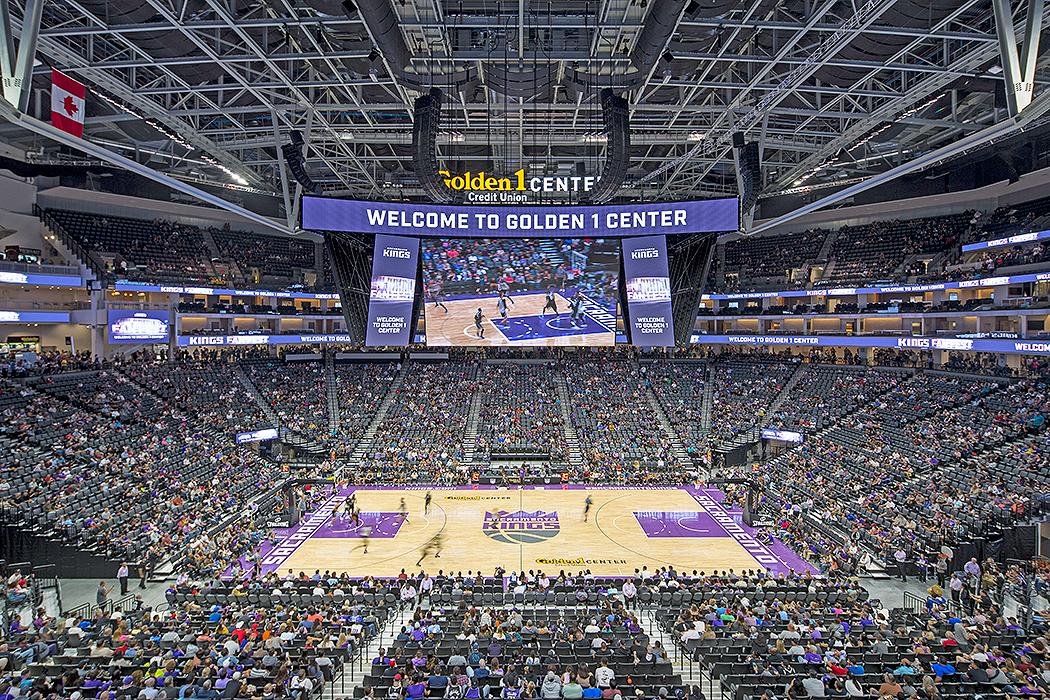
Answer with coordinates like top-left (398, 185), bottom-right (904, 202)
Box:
top-left (482, 510), bottom-right (560, 544)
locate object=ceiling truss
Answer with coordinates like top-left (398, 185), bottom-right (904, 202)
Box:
top-left (0, 0), bottom-right (1045, 211)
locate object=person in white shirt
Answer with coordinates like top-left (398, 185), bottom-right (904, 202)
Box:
top-left (595, 662), bottom-right (615, 689)
top-left (117, 563), bottom-right (130, 595)
top-left (622, 580), bottom-right (637, 609)
top-left (289, 670), bottom-right (314, 700)
top-left (800, 673), bottom-right (825, 698)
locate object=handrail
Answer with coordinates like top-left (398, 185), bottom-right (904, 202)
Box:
top-left (38, 209), bottom-right (108, 280)
top-left (62, 602), bottom-right (92, 619)
top-left (0, 259), bottom-right (80, 276)
top-left (902, 590), bottom-right (965, 618)
top-left (107, 593), bottom-right (140, 614)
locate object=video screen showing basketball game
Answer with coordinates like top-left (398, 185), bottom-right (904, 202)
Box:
top-left (421, 237), bottom-right (619, 346)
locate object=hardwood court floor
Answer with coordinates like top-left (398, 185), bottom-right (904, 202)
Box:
top-left (277, 488), bottom-right (764, 577)
top-left (423, 293), bottom-right (614, 347)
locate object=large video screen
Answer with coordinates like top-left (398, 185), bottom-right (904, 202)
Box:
top-left (108, 310), bottom-right (170, 344)
top-left (365, 234), bottom-right (419, 346)
top-left (421, 237), bottom-right (619, 346)
top-left (623, 235), bottom-right (675, 347)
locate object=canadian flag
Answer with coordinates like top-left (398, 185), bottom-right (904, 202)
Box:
top-left (51, 69), bottom-right (86, 138)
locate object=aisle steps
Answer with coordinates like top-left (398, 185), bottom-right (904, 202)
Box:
top-left (554, 372), bottom-right (585, 469)
top-left (461, 390), bottom-right (485, 467)
top-left (325, 351), bottom-right (340, 435)
top-left (344, 362), bottom-right (411, 470)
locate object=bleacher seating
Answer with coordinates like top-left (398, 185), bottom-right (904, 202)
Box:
top-left (709, 356), bottom-right (797, 443)
top-left (722, 229), bottom-right (826, 290)
top-left (475, 363), bottom-right (566, 462)
top-left (46, 209), bottom-right (212, 282)
top-left (654, 580), bottom-right (1036, 700)
top-left (243, 359), bottom-right (329, 441)
top-left (358, 360), bottom-right (478, 484)
top-left (17, 593), bottom-right (373, 699)
top-left (124, 359), bottom-right (273, 433)
top-left (646, 362), bottom-right (708, 455)
top-left (0, 370), bottom-right (280, 563)
top-left (824, 214), bottom-right (970, 284)
top-left (565, 357), bottom-right (680, 481)
top-left (43, 209), bottom-right (321, 288)
top-left (332, 361), bottom-right (399, 454)
top-left (211, 227), bottom-right (317, 280)
top-left (765, 365), bottom-right (904, 432)
top-left (710, 198), bottom-right (1050, 292)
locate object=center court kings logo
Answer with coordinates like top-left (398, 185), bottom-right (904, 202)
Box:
top-left (482, 510), bottom-right (560, 544)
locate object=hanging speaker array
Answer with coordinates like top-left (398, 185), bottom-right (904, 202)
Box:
top-left (412, 87), bottom-right (458, 204)
top-left (281, 131), bottom-right (321, 195)
top-left (586, 88), bottom-right (631, 204)
top-left (733, 131), bottom-right (762, 229)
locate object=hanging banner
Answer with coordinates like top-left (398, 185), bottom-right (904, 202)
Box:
top-left (51, 69), bottom-right (86, 138)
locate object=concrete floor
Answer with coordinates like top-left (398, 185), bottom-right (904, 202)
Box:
top-left (54, 576), bottom-right (170, 615)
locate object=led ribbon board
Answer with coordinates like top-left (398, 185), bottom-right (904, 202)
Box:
top-left (301, 196), bottom-right (739, 238)
top-left (692, 334), bottom-right (1050, 355)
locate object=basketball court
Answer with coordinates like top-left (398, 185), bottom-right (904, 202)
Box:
top-left (424, 292), bottom-right (616, 347)
top-left (247, 486), bottom-right (814, 578)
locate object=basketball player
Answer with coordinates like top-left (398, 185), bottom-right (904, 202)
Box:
top-left (350, 508), bottom-right (361, 529)
top-left (474, 308), bottom-right (486, 338)
top-left (429, 281), bottom-right (449, 314)
top-left (541, 287), bottom-right (558, 316)
top-left (424, 491), bottom-right (432, 515)
top-left (569, 292), bottom-right (584, 327)
top-left (415, 532), bottom-right (443, 567)
top-left (583, 494), bottom-right (593, 522)
top-left (497, 291), bottom-right (515, 324)
top-left (351, 525), bottom-right (372, 554)
top-left (398, 497), bottom-right (409, 523)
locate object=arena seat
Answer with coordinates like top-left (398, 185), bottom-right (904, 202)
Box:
top-left (475, 363), bottom-right (567, 465)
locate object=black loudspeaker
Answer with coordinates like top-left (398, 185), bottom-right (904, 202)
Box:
top-left (587, 88), bottom-right (631, 204)
top-left (412, 87), bottom-right (456, 203)
top-left (736, 139), bottom-right (761, 218)
top-left (281, 131), bottom-right (320, 194)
